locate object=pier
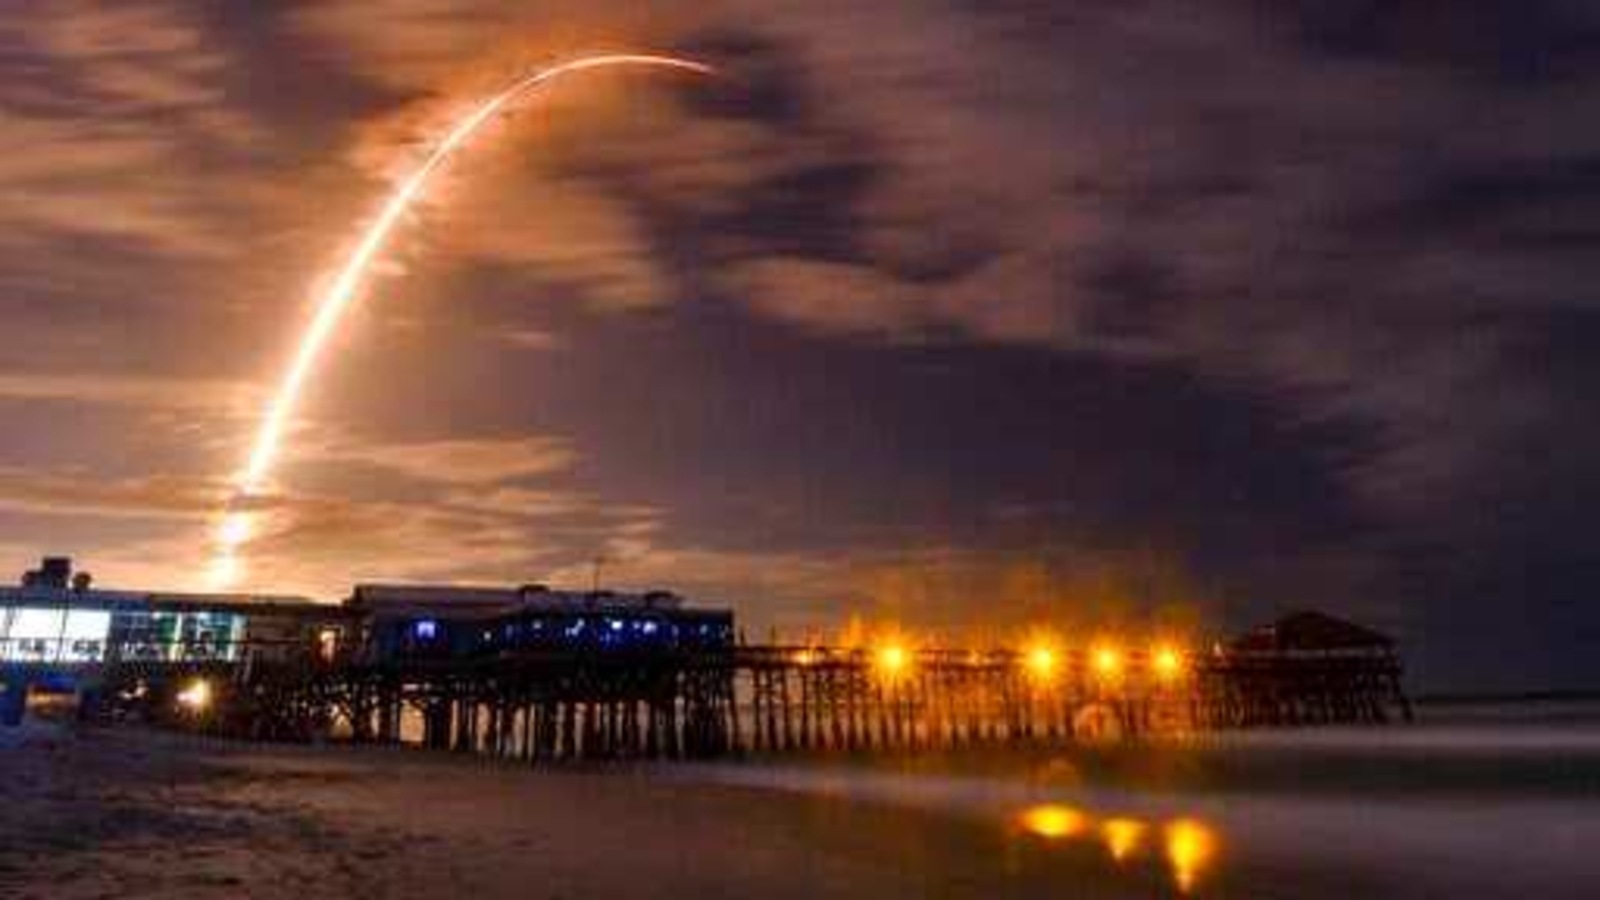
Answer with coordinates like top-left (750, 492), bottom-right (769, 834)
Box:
top-left (2, 562), bottom-right (1410, 757)
top-left (280, 642), bottom-right (1406, 762)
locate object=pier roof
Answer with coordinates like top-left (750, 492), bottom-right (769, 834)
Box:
top-left (348, 583), bottom-right (698, 621)
top-left (0, 584), bottom-right (325, 616)
top-left (1232, 610), bottom-right (1394, 654)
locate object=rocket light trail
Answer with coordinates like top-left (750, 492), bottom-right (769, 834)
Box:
top-left (209, 54), bottom-right (713, 588)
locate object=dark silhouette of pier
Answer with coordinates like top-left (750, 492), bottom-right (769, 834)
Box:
top-left (78, 637), bottom-right (1407, 761)
top-left (2, 562), bottom-right (1409, 755)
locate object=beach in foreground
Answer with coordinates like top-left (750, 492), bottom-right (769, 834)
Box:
top-left (3, 706), bottom-right (1598, 898)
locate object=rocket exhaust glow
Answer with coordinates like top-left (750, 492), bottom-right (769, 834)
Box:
top-left (209, 54), bottom-right (713, 587)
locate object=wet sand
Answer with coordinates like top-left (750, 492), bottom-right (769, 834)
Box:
top-left (0, 722), bottom-right (1174, 899)
top-left (3, 712), bottom-right (1598, 898)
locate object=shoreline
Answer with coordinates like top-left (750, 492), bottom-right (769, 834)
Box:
top-left (5, 716), bottom-right (1599, 898)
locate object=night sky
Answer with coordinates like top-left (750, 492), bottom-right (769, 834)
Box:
top-left (2, 1), bottom-right (1597, 691)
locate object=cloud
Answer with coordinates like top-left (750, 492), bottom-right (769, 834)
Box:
top-left (465, 485), bottom-right (656, 522)
top-left (413, 1), bottom-right (1599, 573)
top-left (500, 328), bottom-right (562, 351)
top-left (0, 372), bottom-right (261, 415)
top-left (0, 2), bottom-right (259, 258)
top-left (729, 258), bottom-right (926, 338)
top-left (293, 435), bottom-right (578, 486)
top-left (203, 478), bottom-right (832, 609)
top-left (278, 1), bottom-right (729, 316)
top-left (538, 537), bottom-right (845, 627)
top-left (0, 467), bottom-right (218, 522)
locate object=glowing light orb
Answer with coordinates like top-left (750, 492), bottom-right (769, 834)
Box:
top-left (1025, 645), bottom-right (1058, 681)
top-left (175, 678), bottom-right (213, 712)
top-left (875, 643), bottom-right (910, 679)
top-left (217, 511), bottom-right (253, 547)
top-left (1018, 804), bottom-right (1089, 840)
top-left (1165, 818), bottom-right (1219, 893)
top-left (206, 506), bottom-right (258, 589)
top-left (1152, 644), bottom-right (1185, 682)
top-left (1092, 645), bottom-right (1123, 680)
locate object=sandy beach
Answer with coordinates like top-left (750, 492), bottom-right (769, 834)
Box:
top-left (3, 709), bottom-right (1599, 899)
top-left (0, 721), bottom-right (1164, 900)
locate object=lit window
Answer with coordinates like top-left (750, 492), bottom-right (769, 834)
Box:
top-left (414, 619), bottom-right (438, 640)
top-left (61, 610), bottom-right (111, 663)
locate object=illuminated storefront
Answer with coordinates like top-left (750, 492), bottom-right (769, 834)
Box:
top-left (0, 605), bottom-right (112, 663)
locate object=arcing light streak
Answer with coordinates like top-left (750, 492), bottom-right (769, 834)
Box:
top-left (242, 54), bottom-right (711, 495)
top-left (211, 54), bottom-right (712, 586)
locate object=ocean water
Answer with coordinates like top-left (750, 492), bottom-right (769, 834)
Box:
top-left (674, 702), bottom-right (1600, 898)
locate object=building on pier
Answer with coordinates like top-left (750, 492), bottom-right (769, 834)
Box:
top-left (325, 583), bottom-right (739, 756)
top-left (1229, 609), bottom-right (1396, 658)
top-left (0, 557), bottom-right (338, 726)
top-left (0, 557), bottom-right (331, 668)
top-left (349, 583), bottom-right (736, 662)
top-left (1194, 610), bottom-right (1411, 726)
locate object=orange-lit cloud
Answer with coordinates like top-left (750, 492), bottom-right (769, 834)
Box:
top-left (295, 435), bottom-right (579, 486)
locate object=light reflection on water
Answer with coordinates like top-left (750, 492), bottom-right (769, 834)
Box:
top-left (674, 715), bottom-right (1600, 899)
top-left (1164, 817), bottom-right (1219, 893)
top-left (1018, 803), bottom-right (1089, 839)
top-left (1101, 816), bottom-right (1146, 862)
top-left (1016, 803), bottom-right (1219, 893)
